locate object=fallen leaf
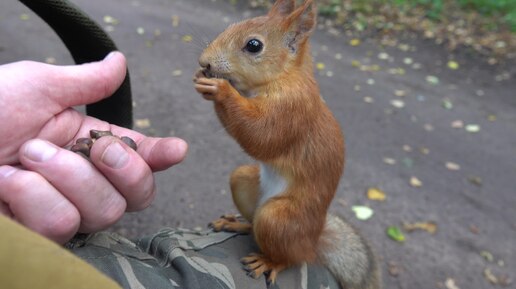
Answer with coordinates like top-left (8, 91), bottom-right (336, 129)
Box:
top-left (465, 124), bottom-right (481, 133)
top-left (136, 27), bottom-right (145, 35)
top-left (352, 206), bottom-right (374, 220)
top-left (391, 99), bottom-right (405, 108)
top-left (172, 70), bottom-right (183, 77)
top-left (480, 250), bottom-right (494, 262)
top-left (19, 13), bottom-right (30, 21)
top-left (45, 57), bottom-right (56, 64)
top-left (182, 35), bottom-right (193, 43)
top-left (446, 162), bottom-right (461, 171)
top-left (135, 118), bottom-right (151, 129)
top-left (451, 120), bottom-right (464, 128)
top-left (403, 57), bottom-right (413, 65)
top-left (410, 177), bottom-right (422, 187)
top-left (426, 75), bottom-right (440, 85)
top-left (367, 188), bottom-right (386, 201)
top-left (363, 96), bottom-right (374, 103)
top-left (424, 124), bottom-right (434, 131)
top-left (445, 278), bottom-right (460, 289)
top-left (103, 15), bottom-right (119, 25)
top-left (420, 147), bottom-right (430, 155)
top-left (447, 60), bottom-right (459, 70)
top-left (394, 90), bottom-right (406, 97)
top-left (383, 157), bottom-right (396, 165)
top-left (316, 62), bottom-right (325, 70)
top-left (468, 176), bottom-right (483, 187)
top-left (366, 78), bottom-right (375, 85)
top-left (349, 38), bottom-right (361, 46)
top-left (483, 268), bottom-right (499, 285)
top-left (403, 145), bottom-right (412, 152)
top-left (442, 99), bottom-right (453, 109)
top-left (171, 15), bottom-right (180, 27)
top-left (378, 52), bottom-right (389, 60)
top-left (387, 226), bottom-right (405, 242)
top-left (403, 221), bottom-right (437, 234)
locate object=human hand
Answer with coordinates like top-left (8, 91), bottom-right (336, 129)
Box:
top-left (0, 52), bottom-right (188, 243)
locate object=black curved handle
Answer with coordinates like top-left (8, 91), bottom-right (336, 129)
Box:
top-left (19, 0), bottom-right (133, 128)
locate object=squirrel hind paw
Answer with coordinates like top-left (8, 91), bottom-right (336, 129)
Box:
top-left (208, 216), bottom-right (252, 233)
top-left (241, 254), bottom-right (286, 285)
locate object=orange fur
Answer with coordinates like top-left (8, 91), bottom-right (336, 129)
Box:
top-left (195, 0), bottom-right (345, 284)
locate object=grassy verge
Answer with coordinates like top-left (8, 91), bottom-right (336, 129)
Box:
top-left (246, 0), bottom-right (516, 60)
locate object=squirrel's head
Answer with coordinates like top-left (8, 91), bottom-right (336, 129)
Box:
top-left (198, 0), bottom-right (316, 96)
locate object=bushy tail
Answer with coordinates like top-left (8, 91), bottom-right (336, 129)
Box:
top-left (317, 214), bottom-right (381, 289)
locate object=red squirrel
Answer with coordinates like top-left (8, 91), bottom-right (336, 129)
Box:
top-left (194, 0), bottom-right (380, 288)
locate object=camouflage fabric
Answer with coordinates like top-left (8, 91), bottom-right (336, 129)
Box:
top-left (69, 228), bottom-right (341, 289)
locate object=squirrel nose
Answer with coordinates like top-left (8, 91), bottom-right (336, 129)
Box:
top-left (198, 57), bottom-right (211, 71)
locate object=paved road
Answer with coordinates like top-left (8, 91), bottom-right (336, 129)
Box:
top-left (1, 0), bottom-right (515, 288)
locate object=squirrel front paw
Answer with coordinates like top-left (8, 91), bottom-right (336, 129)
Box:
top-left (194, 75), bottom-right (234, 102)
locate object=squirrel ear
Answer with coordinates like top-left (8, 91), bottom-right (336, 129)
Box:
top-left (283, 0), bottom-right (316, 52)
top-left (268, 0), bottom-right (296, 17)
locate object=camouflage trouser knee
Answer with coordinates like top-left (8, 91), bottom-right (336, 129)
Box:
top-left (69, 228), bottom-right (341, 289)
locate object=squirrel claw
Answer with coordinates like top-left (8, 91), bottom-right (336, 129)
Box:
top-left (241, 254), bottom-right (284, 285)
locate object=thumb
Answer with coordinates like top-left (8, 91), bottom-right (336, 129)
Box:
top-left (48, 51), bottom-right (127, 108)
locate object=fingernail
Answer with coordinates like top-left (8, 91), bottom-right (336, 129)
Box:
top-left (101, 141), bottom-right (129, 169)
top-left (24, 140), bottom-right (58, 162)
top-left (176, 139), bottom-right (188, 159)
top-left (0, 166), bottom-right (16, 179)
top-left (104, 51), bottom-right (117, 60)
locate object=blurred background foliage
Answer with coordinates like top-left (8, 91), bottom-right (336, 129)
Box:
top-left (243, 0), bottom-right (516, 60)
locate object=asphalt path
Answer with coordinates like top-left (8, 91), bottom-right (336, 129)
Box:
top-left (1, 0), bottom-right (515, 288)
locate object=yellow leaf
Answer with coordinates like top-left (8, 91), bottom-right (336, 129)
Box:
top-left (135, 118), bottom-right (151, 129)
top-left (410, 177), bottom-right (422, 187)
top-left (447, 60), bottom-right (459, 70)
top-left (316, 62), bottom-right (325, 70)
top-left (182, 35), bottom-right (193, 43)
top-left (403, 221), bottom-right (437, 234)
top-left (349, 38), bottom-right (361, 46)
top-left (367, 188), bottom-right (386, 201)
top-left (351, 60), bottom-right (361, 67)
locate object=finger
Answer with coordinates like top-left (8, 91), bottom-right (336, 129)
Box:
top-left (77, 118), bottom-right (189, 172)
top-left (134, 137), bottom-right (188, 172)
top-left (0, 165), bottom-right (80, 244)
top-left (47, 51), bottom-right (127, 108)
top-left (89, 136), bottom-right (155, 211)
top-left (18, 139), bottom-right (127, 233)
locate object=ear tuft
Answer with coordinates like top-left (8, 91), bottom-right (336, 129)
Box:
top-left (283, 0), bottom-right (316, 52)
top-left (268, 0), bottom-right (296, 17)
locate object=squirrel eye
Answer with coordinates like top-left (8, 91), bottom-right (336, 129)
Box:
top-left (244, 39), bottom-right (263, 54)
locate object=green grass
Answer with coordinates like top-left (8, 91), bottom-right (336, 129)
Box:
top-left (318, 0), bottom-right (516, 31)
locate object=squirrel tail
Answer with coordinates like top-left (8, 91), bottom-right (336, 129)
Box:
top-left (317, 214), bottom-right (382, 289)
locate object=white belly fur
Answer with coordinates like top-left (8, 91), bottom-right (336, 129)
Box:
top-left (258, 162), bottom-right (288, 206)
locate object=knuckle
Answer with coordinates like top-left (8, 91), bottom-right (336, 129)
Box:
top-left (97, 198), bottom-right (126, 228)
top-left (41, 208), bottom-right (81, 242)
